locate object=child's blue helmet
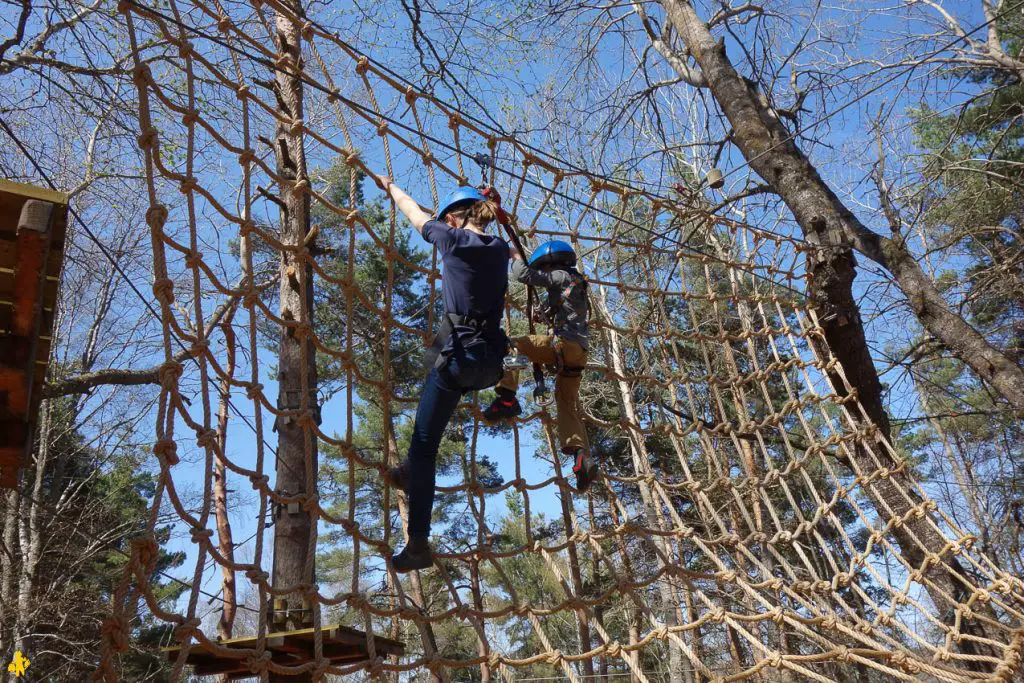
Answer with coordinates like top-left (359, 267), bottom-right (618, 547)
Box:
top-left (528, 240), bottom-right (577, 268)
top-left (436, 186), bottom-right (486, 219)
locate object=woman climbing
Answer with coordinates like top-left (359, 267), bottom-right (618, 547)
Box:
top-left (482, 240), bottom-right (599, 493)
top-left (375, 175), bottom-right (510, 572)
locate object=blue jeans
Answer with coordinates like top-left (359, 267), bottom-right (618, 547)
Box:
top-left (405, 343), bottom-right (503, 536)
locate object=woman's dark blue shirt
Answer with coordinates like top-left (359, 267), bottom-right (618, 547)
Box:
top-left (421, 219), bottom-right (509, 324)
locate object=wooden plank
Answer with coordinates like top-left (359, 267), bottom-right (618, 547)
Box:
top-left (0, 467), bottom-right (17, 489)
top-left (0, 367), bottom-right (29, 417)
top-left (13, 224), bottom-right (51, 337)
top-left (0, 179), bottom-right (67, 205)
top-left (0, 238), bottom-right (63, 278)
top-left (0, 449), bottom-right (21, 467)
top-left (0, 272), bottom-right (58, 304)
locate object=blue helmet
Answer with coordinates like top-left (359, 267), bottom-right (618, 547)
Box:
top-left (528, 240), bottom-right (577, 268)
top-left (436, 186), bottom-right (486, 219)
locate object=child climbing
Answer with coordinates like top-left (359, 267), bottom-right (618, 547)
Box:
top-left (375, 176), bottom-right (510, 573)
top-left (483, 240), bottom-right (599, 493)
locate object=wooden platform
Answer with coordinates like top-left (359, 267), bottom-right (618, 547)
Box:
top-left (0, 179), bottom-right (68, 489)
top-left (162, 624), bottom-right (406, 679)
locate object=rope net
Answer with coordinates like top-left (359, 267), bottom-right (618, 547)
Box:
top-left (95, 0), bottom-right (1024, 680)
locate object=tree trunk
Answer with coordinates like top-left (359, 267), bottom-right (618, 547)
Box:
top-left (15, 399), bottom-right (50, 657)
top-left (215, 309), bottom-right (238, 646)
top-left (658, 0), bottom-right (1002, 669)
top-left (0, 490), bottom-right (18, 663)
top-left (270, 2), bottom-right (318, 681)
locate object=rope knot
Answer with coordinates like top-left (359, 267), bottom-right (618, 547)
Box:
top-left (153, 438), bottom-right (179, 466)
top-left (189, 338), bottom-right (209, 359)
top-left (605, 641), bottom-right (622, 658)
top-left (173, 618), bottom-right (202, 643)
top-left (145, 203), bottom-right (168, 228)
top-left (767, 652), bottom-right (783, 668)
top-left (769, 606), bottom-right (785, 625)
top-left (296, 408), bottom-right (318, 429)
top-left (291, 177), bottom-right (309, 197)
top-left (245, 383), bottom-right (264, 400)
top-left (190, 527), bottom-right (214, 544)
top-left (719, 570), bottom-right (737, 584)
top-left (250, 473), bottom-right (269, 491)
top-left (184, 247), bottom-right (203, 268)
top-left (301, 495), bottom-right (320, 514)
top-left (238, 149), bottom-right (256, 165)
top-left (101, 616), bottom-right (130, 652)
top-left (836, 645), bottom-right (851, 663)
top-left (545, 651), bottom-right (563, 665)
top-left (245, 568), bottom-right (269, 583)
top-left (487, 652), bottom-right (502, 669)
top-left (195, 428), bottom-right (217, 449)
top-left (152, 277), bottom-right (175, 304)
top-left (130, 534), bottom-right (160, 568)
top-left (355, 56), bottom-right (370, 74)
top-left (347, 592), bottom-right (369, 612)
top-left (132, 64), bottom-right (152, 86)
top-left (179, 176), bottom-right (198, 194)
top-left (244, 651), bottom-right (271, 674)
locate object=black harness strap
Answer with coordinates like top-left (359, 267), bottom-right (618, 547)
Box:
top-left (424, 312), bottom-right (499, 371)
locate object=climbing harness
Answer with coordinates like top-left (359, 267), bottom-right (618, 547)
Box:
top-left (424, 312), bottom-right (504, 370)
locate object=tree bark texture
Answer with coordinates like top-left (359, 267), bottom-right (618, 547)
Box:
top-left (270, 3), bottom-right (318, 681)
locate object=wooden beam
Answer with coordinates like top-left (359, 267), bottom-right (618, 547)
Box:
top-left (0, 196), bottom-right (55, 488)
top-left (0, 179), bottom-right (68, 206)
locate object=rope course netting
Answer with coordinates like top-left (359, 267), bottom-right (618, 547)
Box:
top-left (94, 0), bottom-right (1024, 680)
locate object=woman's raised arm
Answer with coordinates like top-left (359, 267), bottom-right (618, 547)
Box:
top-left (374, 174), bottom-right (432, 233)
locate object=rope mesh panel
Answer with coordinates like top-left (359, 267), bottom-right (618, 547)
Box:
top-left (92, 0), bottom-right (1024, 680)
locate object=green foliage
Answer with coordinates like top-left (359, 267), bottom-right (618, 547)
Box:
top-left (911, 14), bottom-right (1024, 353)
